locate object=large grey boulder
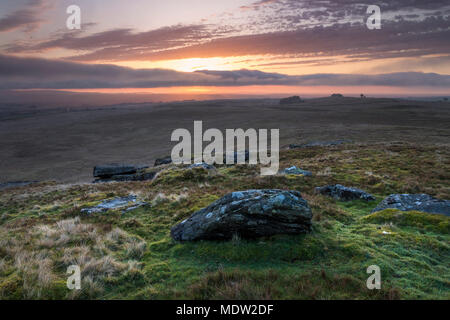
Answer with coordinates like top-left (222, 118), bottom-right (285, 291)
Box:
top-left (315, 184), bottom-right (375, 201)
top-left (372, 194), bottom-right (450, 216)
top-left (171, 189), bottom-right (312, 241)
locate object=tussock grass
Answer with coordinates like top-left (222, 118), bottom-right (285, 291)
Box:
top-left (0, 217), bottom-right (146, 299)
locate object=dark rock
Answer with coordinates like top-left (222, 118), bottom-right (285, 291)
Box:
top-left (372, 194), bottom-right (450, 216)
top-left (280, 96), bottom-right (303, 105)
top-left (95, 171), bottom-right (157, 183)
top-left (0, 181), bottom-right (39, 190)
top-left (289, 140), bottom-right (352, 149)
top-left (331, 93), bottom-right (344, 98)
top-left (154, 156), bottom-right (172, 166)
top-left (315, 184), bottom-right (375, 201)
top-left (93, 164), bottom-right (147, 178)
top-left (171, 189), bottom-right (312, 241)
top-left (283, 166), bottom-right (312, 176)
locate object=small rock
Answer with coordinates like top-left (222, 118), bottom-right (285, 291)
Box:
top-left (283, 166), bottom-right (312, 176)
top-left (171, 189), bottom-right (312, 241)
top-left (81, 195), bottom-right (147, 214)
top-left (123, 202), bottom-right (148, 213)
top-left (372, 194), bottom-right (450, 216)
top-left (315, 184), bottom-right (375, 201)
top-left (154, 156), bottom-right (172, 166)
top-left (280, 96), bottom-right (303, 105)
top-left (188, 163), bottom-right (215, 170)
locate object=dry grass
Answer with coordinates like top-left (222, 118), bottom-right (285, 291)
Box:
top-left (188, 269), bottom-right (401, 300)
top-left (0, 217), bottom-right (146, 299)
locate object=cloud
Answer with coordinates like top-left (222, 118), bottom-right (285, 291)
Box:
top-left (1, 54), bottom-right (449, 90)
top-left (9, 15), bottom-right (445, 65)
top-left (240, 0), bottom-right (278, 11)
top-left (0, 0), bottom-right (50, 32)
top-left (6, 24), bottom-right (214, 54)
top-left (2, 1), bottom-right (448, 65)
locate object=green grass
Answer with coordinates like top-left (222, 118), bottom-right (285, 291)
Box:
top-left (0, 143), bottom-right (449, 299)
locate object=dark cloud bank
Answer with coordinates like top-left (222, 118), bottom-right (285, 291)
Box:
top-left (1, 54), bottom-right (449, 90)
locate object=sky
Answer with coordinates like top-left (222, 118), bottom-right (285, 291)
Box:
top-left (0, 0), bottom-right (449, 102)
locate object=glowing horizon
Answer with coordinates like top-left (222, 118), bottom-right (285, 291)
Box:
top-left (14, 85), bottom-right (449, 97)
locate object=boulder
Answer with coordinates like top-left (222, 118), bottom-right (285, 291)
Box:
top-left (331, 93), bottom-right (343, 98)
top-left (315, 184), bottom-right (375, 201)
top-left (171, 189), bottom-right (312, 241)
top-left (283, 166), bottom-right (312, 176)
top-left (93, 164), bottom-right (147, 178)
top-left (280, 96), bottom-right (302, 105)
top-left (154, 156), bottom-right (172, 166)
top-left (372, 194), bottom-right (450, 216)
top-left (95, 171), bottom-right (157, 183)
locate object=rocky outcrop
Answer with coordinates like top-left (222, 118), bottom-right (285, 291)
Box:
top-left (171, 189), bottom-right (312, 241)
top-left (93, 164), bottom-right (147, 178)
top-left (154, 156), bottom-right (172, 166)
top-left (81, 195), bottom-right (147, 214)
top-left (283, 166), bottom-right (312, 176)
top-left (93, 164), bottom-right (156, 183)
top-left (280, 96), bottom-right (303, 105)
top-left (315, 184), bottom-right (375, 201)
top-left (289, 140), bottom-right (352, 149)
top-left (331, 93), bottom-right (344, 98)
top-left (95, 171), bottom-right (157, 183)
top-left (372, 194), bottom-right (450, 216)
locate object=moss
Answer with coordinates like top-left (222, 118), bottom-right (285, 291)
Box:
top-left (364, 209), bottom-right (450, 234)
top-left (154, 167), bottom-right (211, 185)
